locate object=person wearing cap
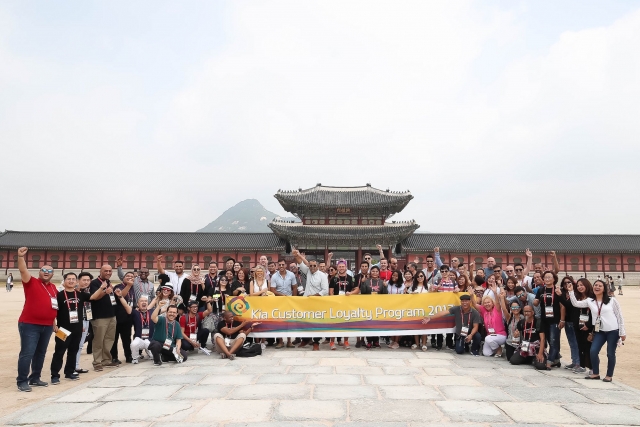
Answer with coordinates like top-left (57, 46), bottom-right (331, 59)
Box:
top-left (148, 274), bottom-right (176, 311)
top-left (180, 299), bottom-right (214, 351)
top-left (422, 294), bottom-right (482, 356)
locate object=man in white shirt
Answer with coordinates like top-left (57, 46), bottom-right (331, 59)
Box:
top-left (293, 250), bottom-right (329, 351)
top-left (156, 255), bottom-right (187, 294)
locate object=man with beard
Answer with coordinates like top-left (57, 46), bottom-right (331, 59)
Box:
top-left (328, 259), bottom-right (356, 350)
top-left (89, 264), bottom-right (119, 371)
top-left (16, 247), bottom-right (58, 392)
top-left (149, 304), bottom-right (187, 365)
top-left (270, 259), bottom-right (298, 349)
top-left (157, 255), bottom-right (188, 294)
top-left (117, 257), bottom-right (155, 306)
top-left (110, 272), bottom-right (134, 364)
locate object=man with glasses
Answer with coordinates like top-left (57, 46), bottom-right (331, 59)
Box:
top-left (16, 247), bottom-right (59, 392)
top-left (434, 247), bottom-right (461, 277)
top-left (117, 257), bottom-right (155, 307)
top-left (89, 264), bottom-right (119, 371)
top-left (270, 258), bottom-right (298, 349)
top-left (157, 255), bottom-right (188, 294)
top-left (293, 250), bottom-right (329, 350)
top-left (422, 254), bottom-right (441, 286)
top-left (110, 272), bottom-right (135, 364)
top-left (483, 257), bottom-right (508, 282)
top-left (504, 265), bottom-right (515, 278)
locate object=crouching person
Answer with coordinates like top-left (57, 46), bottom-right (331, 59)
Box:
top-left (116, 294), bottom-right (154, 363)
top-left (509, 305), bottom-right (547, 370)
top-left (180, 300), bottom-right (213, 351)
top-left (422, 294), bottom-right (482, 355)
top-left (148, 304), bottom-right (188, 366)
top-left (213, 311), bottom-right (257, 360)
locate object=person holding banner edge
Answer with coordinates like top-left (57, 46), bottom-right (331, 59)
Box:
top-left (423, 294), bottom-right (482, 356)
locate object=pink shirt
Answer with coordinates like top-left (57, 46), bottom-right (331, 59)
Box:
top-left (478, 306), bottom-right (507, 336)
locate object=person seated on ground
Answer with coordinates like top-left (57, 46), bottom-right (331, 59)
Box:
top-left (509, 305), bottom-right (547, 370)
top-left (180, 299), bottom-right (213, 351)
top-left (148, 304), bottom-right (187, 366)
top-left (213, 311), bottom-right (259, 359)
top-left (117, 294), bottom-right (154, 364)
top-left (423, 294), bottom-right (482, 356)
top-left (470, 284), bottom-right (507, 357)
top-left (499, 293), bottom-right (524, 361)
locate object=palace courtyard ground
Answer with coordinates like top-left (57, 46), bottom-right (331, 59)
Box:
top-left (0, 286), bottom-right (639, 426)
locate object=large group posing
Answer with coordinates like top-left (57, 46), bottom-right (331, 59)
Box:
top-left (15, 244), bottom-right (626, 392)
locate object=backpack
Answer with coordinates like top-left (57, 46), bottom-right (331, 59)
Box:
top-left (236, 342), bottom-right (262, 358)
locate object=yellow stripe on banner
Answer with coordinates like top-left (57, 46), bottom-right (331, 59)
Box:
top-left (226, 292), bottom-right (467, 338)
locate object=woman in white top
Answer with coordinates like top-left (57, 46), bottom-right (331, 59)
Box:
top-left (387, 271), bottom-right (405, 350)
top-left (402, 271), bottom-right (414, 294)
top-left (409, 271), bottom-right (429, 351)
top-left (250, 265), bottom-right (270, 296)
top-left (567, 279), bottom-right (626, 382)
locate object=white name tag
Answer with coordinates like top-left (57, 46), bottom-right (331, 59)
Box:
top-left (69, 310), bottom-right (78, 323)
top-left (163, 338), bottom-right (172, 350)
top-left (521, 340), bottom-right (530, 351)
top-left (109, 294), bottom-right (116, 306)
top-left (224, 337), bottom-right (231, 347)
top-left (579, 314), bottom-right (589, 324)
top-left (487, 328), bottom-right (496, 336)
top-left (545, 305), bottom-right (554, 317)
top-left (190, 333), bottom-right (197, 341)
top-left (460, 326), bottom-right (469, 337)
top-left (85, 307), bottom-right (93, 320)
top-left (51, 297), bottom-right (59, 310)
top-left (189, 294), bottom-right (197, 302)
top-left (141, 328), bottom-right (149, 339)
top-left (594, 316), bottom-right (602, 332)
top-left (339, 290), bottom-right (345, 296)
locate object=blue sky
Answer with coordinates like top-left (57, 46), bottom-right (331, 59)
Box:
top-left (1, 1), bottom-right (639, 233)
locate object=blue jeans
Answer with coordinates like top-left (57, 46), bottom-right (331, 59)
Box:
top-left (17, 322), bottom-right (53, 385)
top-left (590, 329), bottom-right (620, 377)
top-left (455, 332), bottom-right (481, 355)
top-left (547, 323), bottom-right (561, 362)
top-left (564, 322), bottom-right (580, 365)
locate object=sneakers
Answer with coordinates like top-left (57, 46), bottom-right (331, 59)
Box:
top-left (286, 342), bottom-right (295, 348)
top-left (298, 340), bottom-right (308, 348)
top-left (94, 364), bottom-right (104, 372)
top-left (28, 379), bottom-right (48, 387)
top-left (564, 363), bottom-right (577, 370)
top-left (146, 349), bottom-right (154, 359)
top-left (411, 344), bottom-right (418, 350)
top-left (573, 366), bottom-right (587, 374)
top-left (261, 343), bottom-right (266, 350)
top-left (131, 357), bottom-right (139, 364)
top-left (64, 373), bottom-right (80, 381)
top-left (51, 377), bottom-right (60, 385)
top-left (275, 342), bottom-right (284, 349)
top-left (344, 340), bottom-right (350, 350)
top-left (75, 368), bottom-right (89, 374)
top-left (312, 343), bottom-right (320, 351)
top-left (17, 383), bottom-right (32, 392)
top-left (373, 342), bottom-right (381, 348)
top-left (421, 345), bottom-right (428, 352)
top-left (330, 343), bottom-right (337, 350)
top-left (355, 340), bottom-right (362, 348)
top-left (366, 341), bottom-right (372, 350)
top-left (111, 358), bottom-right (122, 365)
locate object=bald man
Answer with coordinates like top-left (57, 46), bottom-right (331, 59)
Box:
top-left (88, 265), bottom-right (118, 371)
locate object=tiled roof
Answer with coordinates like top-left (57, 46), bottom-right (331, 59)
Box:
top-left (403, 234), bottom-right (640, 254)
top-left (268, 221), bottom-right (419, 246)
top-left (0, 231), bottom-right (285, 251)
top-left (275, 184), bottom-right (413, 216)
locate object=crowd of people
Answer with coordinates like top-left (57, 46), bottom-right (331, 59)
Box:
top-left (15, 245), bottom-right (627, 392)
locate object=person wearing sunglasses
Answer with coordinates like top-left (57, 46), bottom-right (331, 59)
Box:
top-left (270, 259), bottom-right (298, 349)
top-left (421, 254), bottom-right (441, 287)
top-left (88, 264), bottom-right (119, 371)
top-left (16, 247), bottom-right (59, 392)
top-left (116, 257), bottom-right (155, 308)
top-left (499, 292), bottom-right (524, 361)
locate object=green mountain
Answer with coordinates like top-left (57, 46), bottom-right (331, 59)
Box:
top-left (196, 199), bottom-right (295, 233)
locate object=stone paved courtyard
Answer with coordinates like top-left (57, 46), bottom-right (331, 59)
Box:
top-left (4, 345), bottom-right (640, 427)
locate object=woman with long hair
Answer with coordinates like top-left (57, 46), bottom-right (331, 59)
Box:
top-left (359, 266), bottom-right (388, 350)
top-left (557, 276), bottom-right (581, 370)
top-left (387, 270), bottom-right (405, 349)
top-left (509, 304), bottom-right (547, 370)
top-left (571, 278), bottom-right (594, 374)
top-left (408, 271), bottom-right (429, 351)
top-left (566, 279), bottom-right (626, 382)
top-left (231, 268), bottom-right (250, 296)
top-left (504, 276), bottom-right (518, 299)
top-left (533, 271), bottom-right (562, 369)
top-left (403, 270), bottom-right (414, 293)
top-left (250, 265), bottom-right (270, 296)
top-left (456, 274), bottom-right (472, 293)
top-left (499, 292), bottom-right (524, 361)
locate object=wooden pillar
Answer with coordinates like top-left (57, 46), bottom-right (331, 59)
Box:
top-left (582, 253), bottom-right (586, 277)
top-left (138, 251), bottom-right (143, 269)
top-left (196, 251), bottom-right (201, 266)
top-left (357, 248), bottom-right (362, 270)
top-left (216, 251), bottom-right (220, 269)
top-left (44, 250), bottom-right (48, 266)
top-left (81, 251), bottom-right (86, 272)
top-left (563, 253), bottom-right (567, 275)
top-left (5, 249), bottom-right (10, 274)
top-left (387, 247), bottom-right (392, 260)
top-left (506, 253), bottom-right (510, 267)
top-left (324, 248), bottom-right (329, 264)
top-left (62, 250), bottom-right (66, 274)
top-left (100, 251), bottom-right (104, 267)
top-left (621, 253), bottom-right (625, 278)
top-left (602, 253), bottom-right (606, 276)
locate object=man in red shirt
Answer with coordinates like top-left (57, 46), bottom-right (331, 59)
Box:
top-left (179, 300), bottom-right (213, 351)
top-left (16, 247), bottom-right (58, 392)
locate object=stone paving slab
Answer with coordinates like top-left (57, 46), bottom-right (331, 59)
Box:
top-left (4, 344), bottom-right (640, 426)
top-left (564, 403), bottom-right (640, 425)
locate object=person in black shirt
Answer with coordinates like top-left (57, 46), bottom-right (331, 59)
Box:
top-left (51, 273), bottom-right (90, 384)
top-left (533, 271), bottom-right (562, 369)
top-left (88, 265), bottom-right (118, 371)
top-left (359, 266), bottom-right (388, 349)
top-left (179, 265), bottom-right (211, 312)
top-left (352, 261), bottom-right (369, 348)
top-left (230, 269), bottom-right (251, 296)
top-left (328, 260), bottom-right (356, 350)
top-left (213, 311), bottom-right (258, 359)
top-left (509, 305), bottom-right (547, 370)
top-left (110, 272), bottom-right (134, 364)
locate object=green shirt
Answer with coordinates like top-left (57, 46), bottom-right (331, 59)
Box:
top-left (152, 315), bottom-right (183, 348)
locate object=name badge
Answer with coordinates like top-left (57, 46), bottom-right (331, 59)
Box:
top-left (297, 285), bottom-right (304, 294)
top-left (51, 297), bottom-right (59, 310)
top-left (521, 340), bottom-right (530, 352)
top-left (141, 328), bottom-right (149, 339)
top-left (190, 333), bottom-right (197, 341)
top-left (69, 310), bottom-right (79, 323)
top-left (85, 307), bottom-right (93, 320)
top-left (545, 305), bottom-right (554, 317)
top-left (189, 294), bottom-right (197, 302)
top-left (339, 290), bottom-right (345, 296)
top-left (460, 326), bottom-right (469, 337)
top-left (109, 294), bottom-right (117, 306)
top-left (594, 316), bottom-right (602, 332)
top-left (224, 337), bottom-right (231, 347)
top-left (128, 300), bottom-right (133, 307)
top-left (487, 327), bottom-right (496, 335)
top-left (163, 338), bottom-right (172, 350)
top-left (579, 314), bottom-right (589, 324)
top-left (512, 335), bottom-right (520, 344)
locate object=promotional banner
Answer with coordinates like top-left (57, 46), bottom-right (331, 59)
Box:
top-left (227, 292), bottom-right (464, 338)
